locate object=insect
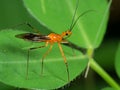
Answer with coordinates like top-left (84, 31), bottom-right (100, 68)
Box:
top-left (15, 0), bottom-right (93, 82)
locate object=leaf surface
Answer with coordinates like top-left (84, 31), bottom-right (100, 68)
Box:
top-left (0, 30), bottom-right (87, 89)
top-left (23, 0), bottom-right (109, 48)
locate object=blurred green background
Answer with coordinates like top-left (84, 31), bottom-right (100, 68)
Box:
top-left (0, 0), bottom-right (120, 90)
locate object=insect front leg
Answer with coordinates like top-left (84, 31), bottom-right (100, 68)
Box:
top-left (61, 40), bottom-right (76, 56)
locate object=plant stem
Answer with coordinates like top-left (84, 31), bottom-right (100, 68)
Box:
top-left (89, 58), bottom-right (120, 89)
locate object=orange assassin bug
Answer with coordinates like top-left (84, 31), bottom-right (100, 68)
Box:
top-left (15, 0), bottom-right (93, 82)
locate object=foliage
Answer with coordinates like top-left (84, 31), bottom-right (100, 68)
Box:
top-left (0, 0), bottom-right (120, 90)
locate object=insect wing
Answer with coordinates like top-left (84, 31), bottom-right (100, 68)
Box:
top-left (15, 33), bottom-right (50, 42)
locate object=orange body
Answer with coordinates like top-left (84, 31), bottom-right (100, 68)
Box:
top-left (47, 33), bottom-right (62, 43)
top-left (46, 30), bottom-right (72, 44)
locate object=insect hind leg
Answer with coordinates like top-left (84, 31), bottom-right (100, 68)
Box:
top-left (26, 44), bottom-right (47, 80)
top-left (11, 22), bottom-right (40, 33)
top-left (25, 22), bottom-right (40, 33)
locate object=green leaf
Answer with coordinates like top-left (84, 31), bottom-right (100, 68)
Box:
top-left (0, 29), bottom-right (88, 89)
top-left (23, 0), bottom-right (109, 48)
top-left (115, 42), bottom-right (120, 78)
top-left (102, 87), bottom-right (115, 90)
top-left (0, 0), bottom-right (111, 89)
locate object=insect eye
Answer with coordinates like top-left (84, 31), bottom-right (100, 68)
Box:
top-left (66, 33), bottom-right (68, 35)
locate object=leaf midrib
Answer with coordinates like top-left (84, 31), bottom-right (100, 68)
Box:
top-left (0, 55), bottom-right (86, 64)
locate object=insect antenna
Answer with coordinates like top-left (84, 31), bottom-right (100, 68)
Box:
top-left (69, 0), bottom-right (96, 31)
top-left (69, 0), bottom-right (80, 31)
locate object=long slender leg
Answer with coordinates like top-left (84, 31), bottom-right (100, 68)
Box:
top-left (61, 40), bottom-right (75, 56)
top-left (58, 43), bottom-right (70, 82)
top-left (12, 22), bottom-right (40, 33)
top-left (68, 42), bottom-right (76, 56)
top-left (26, 49), bottom-right (30, 80)
top-left (26, 43), bottom-right (48, 79)
top-left (41, 44), bottom-right (53, 75)
top-left (25, 22), bottom-right (40, 33)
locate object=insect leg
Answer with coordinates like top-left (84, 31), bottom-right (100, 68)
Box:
top-left (12, 22), bottom-right (40, 33)
top-left (61, 40), bottom-right (75, 56)
top-left (41, 44), bottom-right (53, 75)
top-left (68, 42), bottom-right (76, 56)
top-left (58, 43), bottom-right (70, 82)
top-left (24, 22), bottom-right (40, 33)
top-left (26, 43), bottom-right (48, 79)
